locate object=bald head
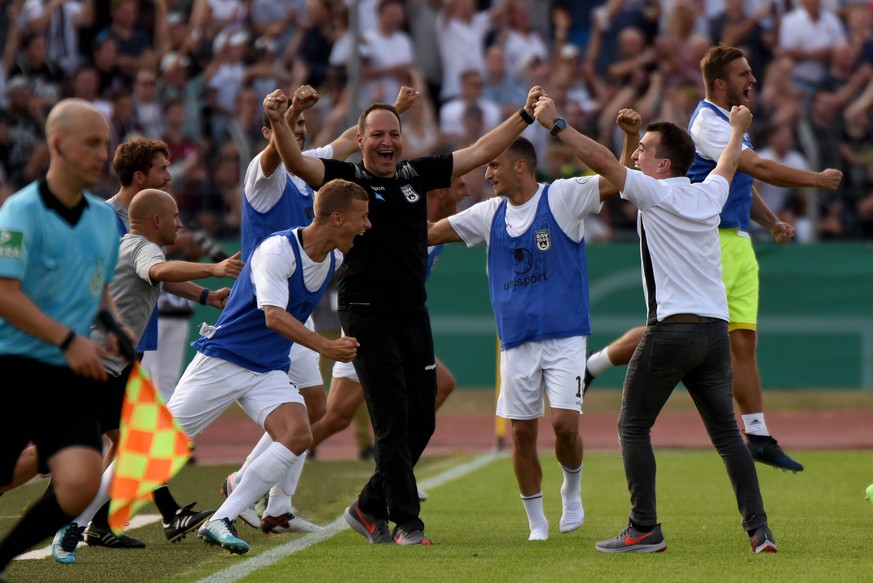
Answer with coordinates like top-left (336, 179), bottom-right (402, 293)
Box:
top-left (45, 98), bottom-right (108, 140)
top-left (129, 189), bottom-right (176, 222)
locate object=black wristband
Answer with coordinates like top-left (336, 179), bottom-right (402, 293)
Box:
top-left (198, 288), bottom-right (210, 305)
top-left (518, 107), bottom-right (535, 125)
top-left (59, 329), bottom-right (76, 351)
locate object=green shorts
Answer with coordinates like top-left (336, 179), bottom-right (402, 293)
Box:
top-left (719, 228), bottom-right (758, 332)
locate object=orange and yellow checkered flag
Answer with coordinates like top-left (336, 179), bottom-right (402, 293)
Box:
top-left (108, 362), bottom-right (191, 533)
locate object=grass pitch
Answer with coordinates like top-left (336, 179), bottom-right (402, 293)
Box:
top-left (2, 449), bottom-right (872, 583)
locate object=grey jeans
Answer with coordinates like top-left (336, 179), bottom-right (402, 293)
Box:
top-left (618, 319), bottom-right (768, 533)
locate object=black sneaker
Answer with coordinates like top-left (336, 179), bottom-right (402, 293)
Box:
top-left (749, 525), bottom-right (777, 553)
top-left (343, 501), bottom-right (393, 544)
top-left (746, 435), bottom-right (804, 472)
top-left (84, 523), bottom-right (146, 549)
top-left (163, 502), bottom-right (214, 543)
top-left (595, 523), bottom-right (667, 553)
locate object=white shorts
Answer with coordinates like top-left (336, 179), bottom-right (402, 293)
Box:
top-left (331, 358), bottom-right (358, 383)
top-left (289, 316), bottom-right (322, 390)
top-left (168, 352), bottom-right (305, 438)
top-left (496, 336), bottom-right (586, 420)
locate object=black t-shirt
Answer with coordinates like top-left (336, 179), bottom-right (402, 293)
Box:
top-left (322, 155), bottom-right (453, 310)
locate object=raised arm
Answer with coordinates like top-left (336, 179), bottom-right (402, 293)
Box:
top-left (710, 105), bottom-right (753, 185)
top-left (598, 108), bottom-right (642, 200)
top-left (270, 85), bottom-right (326, 187)
top-left (738, 145), bottom-right (843, 190)
top-left (451, 86), bottom-right (543, 179)
top-left (533, 96), bottom-right (628, 192)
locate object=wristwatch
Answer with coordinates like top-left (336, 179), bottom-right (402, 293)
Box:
top-left (550, 118), bottom-right (567, 136)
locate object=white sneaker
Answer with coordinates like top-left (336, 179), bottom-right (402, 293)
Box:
top-left (528, 521), bottom-right (549, 541)
top-left (220, 472), bottom-right (260, 528)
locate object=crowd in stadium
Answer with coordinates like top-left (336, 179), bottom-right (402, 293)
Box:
top-left (1, 0), bottom-right (872, 241)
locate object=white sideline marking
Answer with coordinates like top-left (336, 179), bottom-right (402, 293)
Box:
top-left (195, 452), bottom-right (507, 583)
top-left (16, 514), bottom-right (162, 561)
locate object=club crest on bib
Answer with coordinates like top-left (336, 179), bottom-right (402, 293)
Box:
top-left (535, 229), bottom-right (551, 251)
top-left (400, 184), bottom-right (419, 203)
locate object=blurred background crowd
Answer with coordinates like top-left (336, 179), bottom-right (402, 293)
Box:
top-left (0, 0), bottom-right (872, 243)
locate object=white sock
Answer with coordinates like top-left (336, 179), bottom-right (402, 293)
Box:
top-left (521, 493), bottom-right (548, 540)
top-left (74, 461), bottom-right (115, 525)
top-left (559, 463), bottom-right (584, 533)
top-left (233, 432), bottom-right (274, 488)
top-left (742, 413), bottom-right (769, 436)
top-left (265, 450), bottom-right (306, 517)
top-left (586, 348), bottom-right (614, 378)
top-left (213, 442), bottom-right (297, 523)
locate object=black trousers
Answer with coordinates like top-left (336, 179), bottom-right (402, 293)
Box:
top-left (619, 319), bottom-right (768, 533)
top-left (339, 307), bottom-right (437, 532)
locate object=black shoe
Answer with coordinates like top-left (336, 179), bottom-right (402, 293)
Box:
top-left (84, 522), bottom-right (146, 548)
top-left (163, 502), bottom-right (214, 543)
top-left (358, 445), bottom-right (375, 461)
top-left (748, 525), bottom-right (777, 553)
top-left (746, 434), bottom-right (804, 472)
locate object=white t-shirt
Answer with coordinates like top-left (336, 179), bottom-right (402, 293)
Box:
top-left (621, 170), bottom-right (729, 323)
top-left (448, 177), bottom-right (602, 247)
top-left (689, 101), bottom-right (751, 163)
top-left (251, 228), bottom-right (343, 311)
top-left (778, 6), bottom-right (847, 84)
top-left (243, 145), bottom-right (333, 213)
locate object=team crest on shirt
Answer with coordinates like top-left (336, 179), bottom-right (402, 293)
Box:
top-left (400, 184), bottom-right (419, 203)
top-left (535, 229), bottom-right (551, 251)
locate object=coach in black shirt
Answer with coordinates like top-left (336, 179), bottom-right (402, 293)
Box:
top-left (276, 83), bottom-right (542, 545)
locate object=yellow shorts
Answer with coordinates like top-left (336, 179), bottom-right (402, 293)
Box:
top-left (719, 229), bottom-right (758, 332)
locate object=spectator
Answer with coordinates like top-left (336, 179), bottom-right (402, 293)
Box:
top-left (90, 32), bottom-right (127, 97)
top-left (439, 70), bottom-right (502, 148)
top-left (203, 27), bottom-right (247, 144)
top-left (401, 70), bottom-right (441, 159)
top-left (406, 0), bottom-right (443, 107)
top-left (160, 97), bottom-right (202, 219)
top-left (19, 0), bottom-right (95, 76)
top-left (226, 85), bottom-right (268, 166)
top-left (249, 0), bottom-right (301, 57)
top-left (5, 76), bottom-right (48, 188)
top-left (10, 31), bottom-right (61, 117)
top-left (752, 122), bottom-right (812, 240)
top-left (96, 0), bottom-right (157, 77)
top-left (132, 67), bottom-right (164, 138)
top-left (502, 0), bottom-right (548, 84)
top-left (481, 44), bottom-right (527, 118)
top-left (286, 0), bottom-right (334, 90)
top-left (777, 0), bottom-right (847, 108)
top-left (437, 0), bottom-right (510, 103)
top-left (360, 0), bottom-right (414, 107)
top-left (157, 51), bottom-right (202, 142)
top-left (244, 36), bottom-right (292, 106)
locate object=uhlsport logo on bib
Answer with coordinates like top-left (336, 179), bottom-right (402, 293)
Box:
top-left (400, 184), bottom-right (419, 203)
top-left (535, 229), bottom-right (551, 251)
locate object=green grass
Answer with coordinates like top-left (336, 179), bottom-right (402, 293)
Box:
top-left (3, 450), bottom-right (872, 583)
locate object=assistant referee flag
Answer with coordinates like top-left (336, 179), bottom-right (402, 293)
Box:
top-left (108, 362), bottom-right (191, 532)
